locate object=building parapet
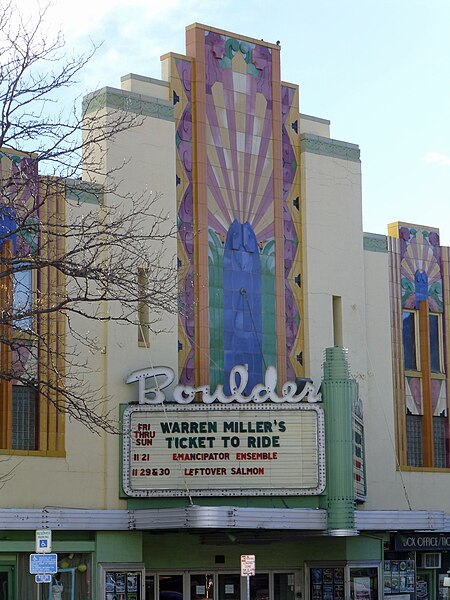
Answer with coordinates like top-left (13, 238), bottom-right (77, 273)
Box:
top-left (82, 86), bottom-right (174, 121)
top-left (363, 232), bottom-right (388, 253)
top-left (300, 133), bottom-right (361, 162)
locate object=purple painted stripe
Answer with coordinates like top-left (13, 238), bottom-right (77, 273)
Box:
top-left (243, 76), bottom-right (257, 222)
top-left (247, 112), bottom-right (273, 226)
top-left (258, 222), bottom-right (275, 240)
top-left (206, 100), bottom-right (236, 216)
top-left (252, 176), bottom-right (274, 232)
top-left (222, 68), bottom-right (242, 221)
top-left (206, 158), bottom-right (232, 235)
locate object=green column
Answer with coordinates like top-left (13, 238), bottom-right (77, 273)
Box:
top-left (322, 346), bottom-right (357, 535)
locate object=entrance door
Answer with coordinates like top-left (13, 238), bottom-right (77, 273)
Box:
top-left (0, 567), bottom-right (14, 600)
top-left (273, 573), bottom-right (296, 600)
top-left (417, 571), bottom-right (435, 600)
top-left (250, 573), bottom-right (270, 600)
top-left (218, 574), bottom-right (241, 600)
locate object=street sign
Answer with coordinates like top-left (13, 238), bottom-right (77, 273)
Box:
top-left (241, 555), bottom-right (256, 577)
top-left (35, 529), bottom-right (52, 553)
top-left (35, 574), bottom-right (52, 584)
top-left (29, 553), bottom-right (58, 574)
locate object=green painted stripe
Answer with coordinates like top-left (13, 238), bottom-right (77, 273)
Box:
top-left (65, 180), bottom-right (103, 205)
top-left (363, 233), bottom-right (387, 253)
top-left (300, 133), bottom-right (360, 162)
top-left (83, 87), bottom-right (174, 122)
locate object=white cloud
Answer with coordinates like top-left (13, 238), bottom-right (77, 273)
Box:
top-left (422, 152), bottom-right (450, 166)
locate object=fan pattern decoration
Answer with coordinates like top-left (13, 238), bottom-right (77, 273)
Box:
top-left (172, 28), bottom-right (303, 390)
top-left (399, 226), bottom-right (443, 311)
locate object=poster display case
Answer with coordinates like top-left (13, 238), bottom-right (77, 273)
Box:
top-left (383, 560), bottom-right (415, 598)
top-left (309, 563), bottom-right (381, 600)
top-left (99, 563), bottom-right (145, 600)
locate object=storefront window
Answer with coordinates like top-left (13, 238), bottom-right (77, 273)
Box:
top-left (349, 567), bottom-right (378, 600)
top-left (18, 552), bottom-right (91, 599)
top-left (309, 564), bottom-right (380, 600)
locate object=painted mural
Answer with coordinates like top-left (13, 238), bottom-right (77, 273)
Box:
top-left (389, 222), bottom-right (449, 467)
top-left (172, 26), bottom-right (303, 392)
top-left (398, 225), bottom-right (443, 312)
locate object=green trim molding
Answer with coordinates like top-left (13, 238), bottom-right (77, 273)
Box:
top-left (82, 87), bottom-right (174, 121)
top-left (65, 179), bottom-right (103, 205)
top-left (300, 134), bottom-right (360, 162)
top-left (363, 232), bottom-right (388, 253)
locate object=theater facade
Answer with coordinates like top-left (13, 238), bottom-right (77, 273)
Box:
top-left (2, 22), bottom-right (450, 600)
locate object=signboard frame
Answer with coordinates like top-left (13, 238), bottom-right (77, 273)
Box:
top-left (122, 403), bottom-right (326, 498)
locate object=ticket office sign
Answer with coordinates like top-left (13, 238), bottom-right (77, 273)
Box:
top-left (122, 404), bottom-right (325, 497)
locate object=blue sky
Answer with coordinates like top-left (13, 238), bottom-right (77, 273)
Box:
top-left (20, 0), bottom-right (450, 242)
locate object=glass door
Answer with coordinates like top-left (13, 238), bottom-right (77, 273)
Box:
top-left (159, 574), bottom-right (184, 600)
top-left (218, 574), bottom-right (241, 600)
top-left (417, 571), bottom-right (436, 600)
top-left (274, 573), bottom-right (296, 600)
top-left (250, 574), bottom-right (270, 600)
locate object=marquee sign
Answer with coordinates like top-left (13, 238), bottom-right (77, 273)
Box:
top-left (122, 366), bottom-right (325, 498)
top-left (122, 404), bottom-right (325, 497)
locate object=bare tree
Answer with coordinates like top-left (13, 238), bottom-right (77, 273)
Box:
top-left (0, 1), bottom-right (177, 436)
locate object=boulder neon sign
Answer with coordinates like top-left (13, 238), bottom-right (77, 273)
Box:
top-left (126, 364), bottom-right (321, 405)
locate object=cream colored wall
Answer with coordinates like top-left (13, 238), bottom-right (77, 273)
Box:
top-left (301, 149), bottom-right (368, 397)
top-left (362, 247), bottom-right (405, 509)
top-left (299, 114), bottom-right (331, 137)
top-left (0, 88), bottom-right (177, 510)
top-left (363, 244), bottom-right (450, 513)
top-left (120, 73), bottom-right (169, 99)
top-left (85, 91), bottom-right (178, 508)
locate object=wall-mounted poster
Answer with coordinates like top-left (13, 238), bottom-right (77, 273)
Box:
top-left (309, 567), bottom-right (345, 600)
top-left (354, 577), bottom-right (371, 600)
top-left (103, 570), bottom-right (142, 600)
top-left (384, 560), bottom-right (415, 599)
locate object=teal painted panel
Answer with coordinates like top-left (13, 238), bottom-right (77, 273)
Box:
top-left (142, 532), bottom-right (383, 570)
top-left (95, 532), bottom-right (143, 563)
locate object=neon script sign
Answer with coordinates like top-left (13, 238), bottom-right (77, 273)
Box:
top-left (126, 364), bottom-right (321, 404)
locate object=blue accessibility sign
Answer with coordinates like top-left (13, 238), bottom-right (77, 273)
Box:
top-left (29, 553), bottom-right (58, 574)
top-left (35, 574), bottom-right (52, 584)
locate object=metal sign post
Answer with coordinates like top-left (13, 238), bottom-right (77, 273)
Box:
top-left (241, 555), bottom-right (255, 600)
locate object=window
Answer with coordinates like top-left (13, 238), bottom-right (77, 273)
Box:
top-left (0, 227), bottom-right (64, 457)
top-left (138, 268), bottom-right (150, 347)
top-left (403, 307), bottom-right (447, 468)
top-left (402, 311), bottom-right (417, 370)
top-left (429, 313), bottom-right (442, 373)
top-left (12, 386), bottom-right (38, 450)
top-left (13, 266), bottom-right (32, 330)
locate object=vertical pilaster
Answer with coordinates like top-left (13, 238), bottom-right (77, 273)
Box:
top-left (322, 346), bottom-right (356, 535)
top-left (419, 299), bottom-right (434, 467)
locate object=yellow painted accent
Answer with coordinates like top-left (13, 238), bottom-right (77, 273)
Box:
top-left (388, 236), bottom-right (408, 466)
top-left (388, 221), bottom-right (440, 237)
top-left (419, 300), bottom-right (434, 467)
